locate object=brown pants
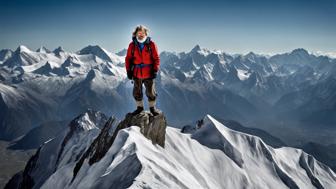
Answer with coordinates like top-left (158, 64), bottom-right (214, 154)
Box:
top-left (133, 78), bottom-right (157, 107)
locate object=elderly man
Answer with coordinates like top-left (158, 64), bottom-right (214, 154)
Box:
top-left (125, 25), bottom-right (161, 116)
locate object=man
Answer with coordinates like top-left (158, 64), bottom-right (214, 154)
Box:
top-left (125, 25), bottom-right (160, 116)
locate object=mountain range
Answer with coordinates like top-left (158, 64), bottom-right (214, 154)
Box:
top-left (1, 45), bottom-right (335, 146)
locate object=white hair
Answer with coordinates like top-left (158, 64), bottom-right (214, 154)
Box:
top-left (132, 25), bottom-right (150, 37)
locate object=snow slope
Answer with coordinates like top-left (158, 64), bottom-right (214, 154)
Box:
top-left (8, 113), bottom-right (335, 189)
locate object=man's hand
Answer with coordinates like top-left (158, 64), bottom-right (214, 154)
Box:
top-left (127, 70), bottom-right (133, 80)
top-left (152, 70), bottom-right (157, 79)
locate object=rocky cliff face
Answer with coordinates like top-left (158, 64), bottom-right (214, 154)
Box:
top-left (72, 111), bottom-right (167, 182)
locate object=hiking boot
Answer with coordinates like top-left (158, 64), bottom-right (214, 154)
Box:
top-left (150, 107), bottom-right (160, 116)
top-left (131, 106), bottom-right (144, 115)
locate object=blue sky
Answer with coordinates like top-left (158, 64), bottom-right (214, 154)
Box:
top-left (0, 0), bottom-right (335, 54)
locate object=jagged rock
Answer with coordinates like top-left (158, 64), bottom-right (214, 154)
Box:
top-left (181, 125), bottom-right (196, 134)
top-left (129, 111), bottom-right (167, 147)
top-left (71, 117), bottom-right (117, 181)
top-left (181, 119), bottom-right (202, 134)
top-left (72, 111), bottom-right (167, 182)
top-left (5, 147), bottom-right (41, 189)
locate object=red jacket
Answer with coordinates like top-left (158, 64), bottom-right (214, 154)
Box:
top-left (125, 36), bottom-right (160, 79)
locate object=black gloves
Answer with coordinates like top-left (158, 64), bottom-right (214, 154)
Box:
top-left (128, 69), bottom-right (157, 79)
top-left (152, 70), bottom-right (158, 79)
top-left (127, 70), bottom-right (133, 80)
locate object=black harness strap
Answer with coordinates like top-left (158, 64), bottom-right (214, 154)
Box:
top-left (130, 42), bottom-right (135, 71)
top-left (146, 42), bottom-right (155, 72)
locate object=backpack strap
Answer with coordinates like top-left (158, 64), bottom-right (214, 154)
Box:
top-left (147, 43), bottom-right (152, 57)
top-left (131, 41), bottom-right (135, 58)
top-left (146, 41), bottom-right (155, 69)
top-left (129, 41), bottom-right (136, 72)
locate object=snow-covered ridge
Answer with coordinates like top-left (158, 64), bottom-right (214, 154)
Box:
top-left (5, 111), bottom-right (336, 189)
top-left (1, 44), bottom-right (335, 82)
top-left (1, 45), bottom-right (125, 77)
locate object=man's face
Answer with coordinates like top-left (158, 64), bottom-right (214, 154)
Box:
top-left (136, 30), bottom-right (146, 39)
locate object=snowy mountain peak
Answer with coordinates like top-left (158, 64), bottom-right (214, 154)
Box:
top-left (0, 49), bottom-right (13, 62)
top-left (62, 56), bottom-right (80, 68)
top-left (78, 45), bottom-right (113, 62)
top-left (291, 48), bottom-right (310, 56)
top-left (192, 114), bottom-right (336, 188)
top-left (3, 45), bottom-right (41, 67)
top-left (70, 113), bottom-right (98, 131)
top-left (190, 44), bottom-right (202, 52)
top-left (78, 45), bottom-right (104, 55)
top-left (190, 44), bottom-right (213, 56)
top-left (33, 61), bottom-right (52, 74)
top-left (53, 46), bottom-right (65, 54)
top-left (116, 48), bottom-right (127, 56)
top-left (15, 45), bottom-right (31, 53)
top-left (0, 49), bottom-right (13, 55)
top-left (195, 114), bottom-right (247, 148)
top-left (70, 109), bottom-right (108, 131)
top-left (78, 45), bottom-right (104, 52)
top-left (245, 51), bottom-right (257, 58)
top-left (36, 46), bottom-right (51, 53)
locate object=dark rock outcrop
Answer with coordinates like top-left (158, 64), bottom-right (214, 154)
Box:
top-left (5, 147), bottom-right (41, 189)
top-left (5, 110), bottom-right (168, 188)
top-left (139, 112), bottom-right (167, 147)
top-left (72, 111), bottom-right (167, 182)
top-left (181, 125), bottom-right (196, 134)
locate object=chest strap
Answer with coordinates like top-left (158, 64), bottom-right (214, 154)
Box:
top-left (134, 63), bottom-right (152, 68)
top-left (134, 63), bottom-right (153, 77)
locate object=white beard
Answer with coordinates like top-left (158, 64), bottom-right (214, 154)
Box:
top-left (137, 36), bottom-right (147, 43)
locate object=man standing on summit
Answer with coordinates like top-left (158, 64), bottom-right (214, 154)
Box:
top-left (125, 25), bottom-right (160, 116)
